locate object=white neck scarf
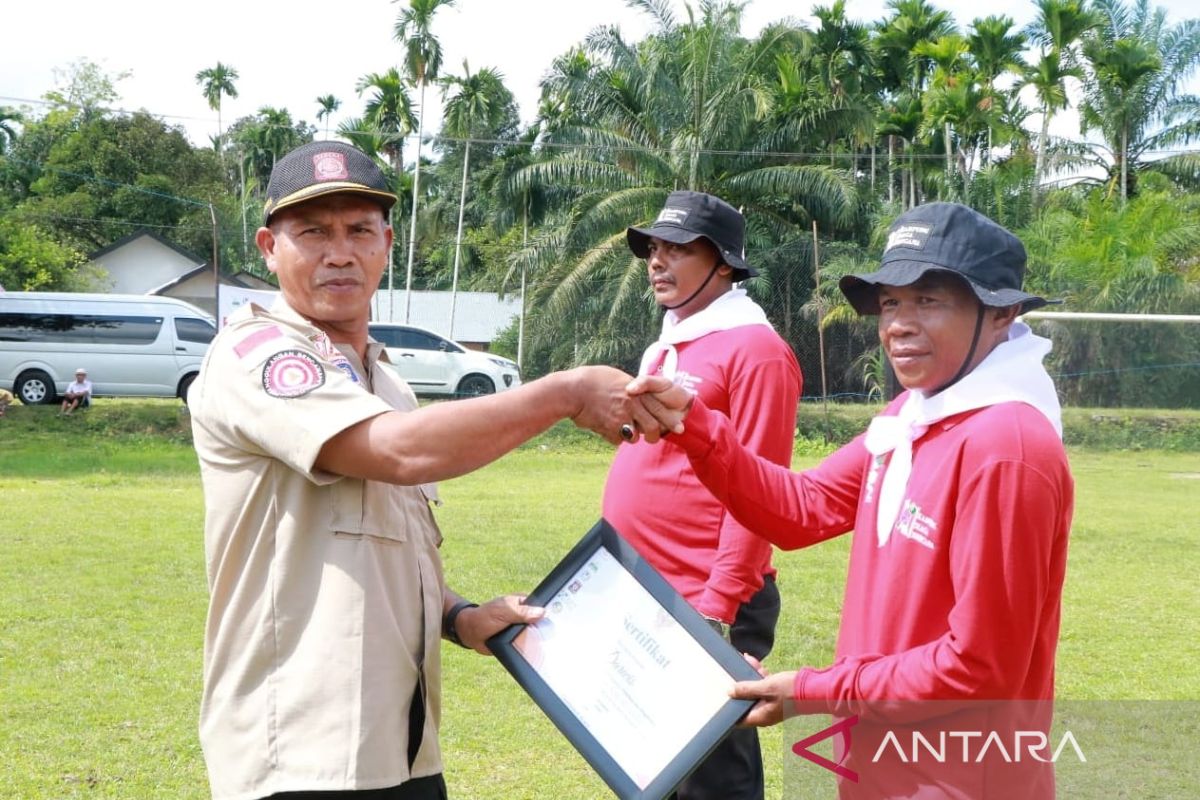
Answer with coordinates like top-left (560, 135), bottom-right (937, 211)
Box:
top-left (638, 287), bottom-right (773, 377)
top-left (864, 322), bottom-right (1063, 547)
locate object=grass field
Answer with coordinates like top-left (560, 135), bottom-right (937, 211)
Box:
top-left (0, 402), bottom-right (1197, 798)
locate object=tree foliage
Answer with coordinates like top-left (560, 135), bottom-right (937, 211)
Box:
top-left (0, 10), bottom-right (1198, 404)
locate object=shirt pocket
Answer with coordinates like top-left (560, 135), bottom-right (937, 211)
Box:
top-left (329, 477), bottom-right (411, 543)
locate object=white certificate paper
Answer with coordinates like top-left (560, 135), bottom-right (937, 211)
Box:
top-left (513, 547), bottom-right (733, 789)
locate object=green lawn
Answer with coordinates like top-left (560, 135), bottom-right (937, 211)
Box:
top-left (0, 412), bottom-right (1197, 798)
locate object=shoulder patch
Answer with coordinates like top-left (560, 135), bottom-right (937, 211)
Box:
top-left (234, 325), bottom-right (284, 359)
top-left (262, 350), bottom-right (325, 398)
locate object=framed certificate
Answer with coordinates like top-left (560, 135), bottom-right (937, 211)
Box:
top-left (487, 518), bottom-right (762, 800)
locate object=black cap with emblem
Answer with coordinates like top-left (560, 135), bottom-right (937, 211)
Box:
top-left (839, 202), bottom-right (1055, 316)
top-left (262, 141), bottom-right (397, 226)
top-left (626, 190), bottom-right (757, 281)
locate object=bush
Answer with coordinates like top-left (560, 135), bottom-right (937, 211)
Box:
top-left (3, 398), bottom-right (1197, 453)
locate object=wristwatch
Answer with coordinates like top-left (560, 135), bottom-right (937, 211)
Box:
top-left (443, 600), bottom-right (479, 649)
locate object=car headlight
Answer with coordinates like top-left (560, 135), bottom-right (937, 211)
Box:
top-left (488, 357), bottom-right (514, 370)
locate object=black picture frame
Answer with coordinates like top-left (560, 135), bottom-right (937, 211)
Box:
top-left (487, 518), bottom-right (762, 800)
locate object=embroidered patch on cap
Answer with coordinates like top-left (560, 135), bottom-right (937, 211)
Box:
top-left (885, 223), bottom-right (933, 252)
top-left (655, 207), bottom-right (688, 225)
top-left (262, 350), bottom-right (325, 398)
top-left (312, 151), bottom-right (350, 182)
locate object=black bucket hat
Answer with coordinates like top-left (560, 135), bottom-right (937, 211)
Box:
top-left (626, 191), bottom-right (758, 281)
top-left (840, 202), bottom-right (1054, 315)
top-left (263, 141), bottom-right (397, 225)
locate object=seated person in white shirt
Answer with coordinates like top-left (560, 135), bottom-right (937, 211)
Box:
top-left (61, 368), bottom-right (92, 415)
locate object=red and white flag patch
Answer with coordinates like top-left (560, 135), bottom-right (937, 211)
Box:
top-left (234, 325), bottom-right (284, 359)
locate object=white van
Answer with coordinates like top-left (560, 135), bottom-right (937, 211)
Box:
top-left (0, 292), bottom-right (216, 405)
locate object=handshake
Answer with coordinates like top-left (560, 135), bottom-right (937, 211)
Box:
top-left (565, 368), bottom-right (695, 446)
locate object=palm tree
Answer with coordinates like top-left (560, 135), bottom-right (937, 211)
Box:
top-left (968, 15), bottom-right (1027, 165)
top-left (229, 106), bottom-right (312, 188)
top-left (394, 0), bottom-right (455, 323)
top-left (874, 0), bottom-right (957, 206)
top-left (315, 94), bottom-right (340, 140)
top-left (1019, 48), bottom-right (1083, 194)
top-left (877, 93), bottom-right (925, 207)
top-left (1081, 36), bottom-right (1161, 201)
top-left (478, 124), bottom-right (554, 369)
top-left (356, 70), bottom-right (417, 182)
top-left (512, 2), bottom-right (858, 367)
top-left (355, 71), bottom-right (418, 320)
top-left (195, 62), bottom-right (239, 169)
top-left (1022, 0), bottom-right (1100, 199)
top-left (875, 0), bottom-right (957, 94)
top-left (439, 61), bottom-right (515, 338)
top-left (1022, 187), bottom-right (1200, 406)
top-left (1077, 0), bottom-right (1200, 201)
top-left (914, 34), bottom-right (971, 187)
top-left (0, 106), bottom-right (21, 152)
top-left (809, 1), bottom-right (880, 184)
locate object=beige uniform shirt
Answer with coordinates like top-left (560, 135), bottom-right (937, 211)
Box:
top-left (190, 300), bottom-right (445, 800)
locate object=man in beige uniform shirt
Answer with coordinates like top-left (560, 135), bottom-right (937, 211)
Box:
top-left (190, 142), bottom-right (670, 800)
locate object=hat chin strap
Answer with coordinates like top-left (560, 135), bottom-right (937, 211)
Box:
top-left (930, 304), bottom-right (985, 396)
top-left (660, 264), bottom-right (721, 311)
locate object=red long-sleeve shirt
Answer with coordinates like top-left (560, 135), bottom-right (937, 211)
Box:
top-left (602, 325), bottom-right (801, 622)
top-left (671, 393), bottom-right (1074, 706)
top-left (671, 394), bottom-right (1074, 797)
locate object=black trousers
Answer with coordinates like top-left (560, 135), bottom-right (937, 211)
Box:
top-left (261, 774), bottom-right (447, 800)
top-left (671, 575), bottom-right (781, 800)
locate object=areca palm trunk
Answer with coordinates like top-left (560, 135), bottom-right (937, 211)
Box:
top-left (518, 200), bottom-right (527, 369)
top-left (448, 140), bottom-right (471, 339)
top-left (388, 151), bottom-right (402, 321)
top-left (889, 136), bottom-right (895, 205)
top-left (907, 141), bottom-right (916, 208)
top-left (1035, 104), bottom-right (1051, 202)
top-left (217, 105), bottom-right (225, 171)
top-left (945, 122), bottom-right (953, 189)
top-left (870, 144), bottom-right (876, 193)
top-left (237, 154), bottom-right (247, 265)
top-left (403, 78), bottom-right (427, 324)
top-left (1120, 124), bottom-right (1128, 203)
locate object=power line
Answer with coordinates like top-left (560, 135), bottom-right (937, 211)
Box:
top-left (6, 92), bottom-right (1200, 161)
top-left (0, 94), bottom-right (216, 126)
top-left (1, 154), bottom-right (209, 207)
top-left (15, 213), bottom-right (211, 232)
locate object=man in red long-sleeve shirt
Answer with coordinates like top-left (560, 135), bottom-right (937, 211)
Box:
top-left (634, 203), bottom-right (1074, 798)
top-left (604, 191), bottom-right (801, 800)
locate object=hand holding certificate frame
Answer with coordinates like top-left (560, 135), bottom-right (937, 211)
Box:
top-left (487, 519), bottom-right (762, 800)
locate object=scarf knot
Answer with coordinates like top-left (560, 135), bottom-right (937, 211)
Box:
top-left (865, 323), bottom-right (1062, 547)
top-left (638, 288), bottom-right (772, 377)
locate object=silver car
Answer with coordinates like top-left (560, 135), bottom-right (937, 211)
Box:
top-left (368, 323), bottom-right (520, 398)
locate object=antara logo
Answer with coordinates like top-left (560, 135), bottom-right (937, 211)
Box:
top-left (791, 718), bottom-right (1086, 781)
top-left (792, 715), bottom-right (860, 782)
top-left (872, 730), bottom-right (1087, 764)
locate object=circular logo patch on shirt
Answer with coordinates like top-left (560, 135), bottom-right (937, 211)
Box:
top-left (262, 350), bottom-right (325, 398)
top-left (331, 356), bottom-right (359, 383)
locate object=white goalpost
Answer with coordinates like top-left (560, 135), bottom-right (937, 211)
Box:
top-left (1020, 310), bottom-right (1200, 410)
top-left (1023, 311), bottom-right (1200, 324)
